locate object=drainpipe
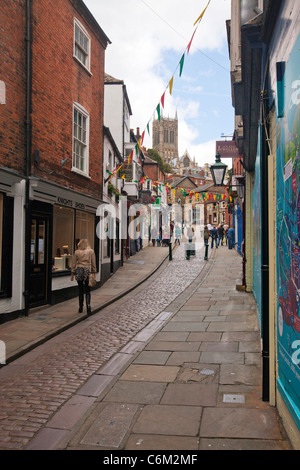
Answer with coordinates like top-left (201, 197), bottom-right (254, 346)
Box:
top-left (24, 0), bottom-right (32, 316)
top-left (261, 88), bottom-right (270, 402)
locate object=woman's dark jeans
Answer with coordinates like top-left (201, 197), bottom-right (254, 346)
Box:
top-left (77, 279), bottom-right (91, 313)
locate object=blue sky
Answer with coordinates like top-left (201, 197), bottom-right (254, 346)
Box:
top-left (84, 0), bottom-right (233, 167)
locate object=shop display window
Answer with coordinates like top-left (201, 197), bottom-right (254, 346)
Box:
top-left (52, 205), bottom-right (95, 274)
top-left (75, 210), bottom-right (94, 250)
top-left (53, 205), bottom-right (74, 272)
top-left (0, 194), bottom-right (3, 289)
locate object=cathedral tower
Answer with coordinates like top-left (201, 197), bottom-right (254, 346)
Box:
top-left (152, 112), bottom-right (179, 167)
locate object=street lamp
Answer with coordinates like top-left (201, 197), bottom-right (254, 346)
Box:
top-left (210, 152), bottom-right (227, 186)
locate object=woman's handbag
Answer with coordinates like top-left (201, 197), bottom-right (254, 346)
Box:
top-left (88, 252), bottom-right (96, 288)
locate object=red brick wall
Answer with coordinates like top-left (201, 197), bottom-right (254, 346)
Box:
top-left (144, 163), bottom-right (165, 183)
top-left (31, 0), bottom-right (106, 199)
top-left (0, 0), bottom-right (27, 175)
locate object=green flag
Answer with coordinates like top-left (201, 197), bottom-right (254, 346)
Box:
top-left (179, 54), bottom-right (185, 77)
top-left (156, 103), bottom-right (160, 121)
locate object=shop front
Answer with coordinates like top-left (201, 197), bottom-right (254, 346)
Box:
top-left (0, 169), bottom-right (23, 321)
top-left (29, 179), bottom-right (103, 307)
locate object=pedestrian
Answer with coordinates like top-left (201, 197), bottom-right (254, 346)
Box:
top-left (204, 225), bottom-right (210, 260)
top-left (175, 224), bottom-right (181, 245)
top-left (71, 238), bottom-right (96, 315)
top-left (217, 225), bottom-right (224, 246)
top-left (186, 224), bottom-right (194, 260)
top-left (224, 224), bottom-right (229, 245)
top-left (227, 226), bottom-right (235, 250)
top-left (151, 227), bottom-right (157, 247)
top-left (211, 226), bottom-right (218, 248)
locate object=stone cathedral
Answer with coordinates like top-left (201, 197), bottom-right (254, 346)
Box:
top-left (152, 112), bottom-right (179, 167)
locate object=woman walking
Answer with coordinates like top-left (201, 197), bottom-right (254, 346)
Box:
top-left (204, 225), bottom-right (210, 260)
top-left (71, 239), bottom-right (96, 315)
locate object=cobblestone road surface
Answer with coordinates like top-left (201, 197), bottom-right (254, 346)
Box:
top-left (0, 244), bottom-right (206, 449)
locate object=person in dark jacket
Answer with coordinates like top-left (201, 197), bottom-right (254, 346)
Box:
top-left (217, 225), bottom-right (224, 246)
top-left (211, 226), bottom-right (218, 248)
top-left (227, 227), bottom-right (235, 249)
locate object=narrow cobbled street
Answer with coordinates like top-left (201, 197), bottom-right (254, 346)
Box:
top-left (0, 244), bottom-right (292, 451)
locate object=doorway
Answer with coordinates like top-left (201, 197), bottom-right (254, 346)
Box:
top-left (29, 214), bottom-right (50, 306)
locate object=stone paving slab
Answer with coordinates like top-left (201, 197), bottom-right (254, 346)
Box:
top-left (79, 403), bottom-right (139, 448)
top-left (199, 438), bottom-right (291, 450)
top-left (120, 364), bottom-right (180, 382)
top-left (133, 351), bottom-right (171, 365)
top-left (161, 383), bottom-right (218, 406)
top-left (125, 434), bottom-right (200, 450)
top-left (132, 405), bottom-right (202, 436)
top-left (103, 381), bottom-right (167, 404)
top-left (200, 408), bottom-right (283, 440)
top-left (145, 340), bottom-right (200, 351)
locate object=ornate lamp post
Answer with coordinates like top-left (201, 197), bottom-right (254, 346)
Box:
top-left (210, 152), bottom-right (227, 186)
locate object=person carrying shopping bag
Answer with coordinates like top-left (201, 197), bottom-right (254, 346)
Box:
top-left (71, 239), bottom-right (96, 315)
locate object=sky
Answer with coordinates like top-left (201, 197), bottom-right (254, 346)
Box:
top-left (84, 0), bottom-right (233, 168)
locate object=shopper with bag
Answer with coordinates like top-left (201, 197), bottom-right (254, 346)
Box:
top-left (71, 239), bottom-right (96, 315)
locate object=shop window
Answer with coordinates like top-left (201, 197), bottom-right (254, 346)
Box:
top-left (53, 206), bottom-right (74, 272)
top-left (75, 210), bottom-right (94, 251)
top-left (0, 193), bottom-right (13, 297)
top-left (0, 194), bottom-right (3, 290)
top-left (52, 205), bottom-right (96, 274)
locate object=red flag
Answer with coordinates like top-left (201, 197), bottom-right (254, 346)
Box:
top-left (161, 91), bottom-right (165, 108)
top-left (187, 30), bottom-right (196, 53)
top-left (141, 130), bottom-right (145, 146)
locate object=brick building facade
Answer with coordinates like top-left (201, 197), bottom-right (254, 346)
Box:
top-left (0, 0), bottom-right (110, 320)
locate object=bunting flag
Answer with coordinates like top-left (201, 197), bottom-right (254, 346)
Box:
top-left (193, 0), bottom-right (211, 26)
top-left (187, 30), bottom-right (196, 54)
top-left (156, 103), bottom-right (161, 121)
top-left (179, 54), bottom-right (185, 77)
top-left (169, 76), bottom-right (174, 95)
top-left (107, 2), bottom-right (211, 178)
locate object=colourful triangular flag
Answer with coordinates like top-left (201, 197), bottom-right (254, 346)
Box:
top-left (169, 76), bottom-right (174, 95)
top-left (187, 30), bottom-right (196, 54)
top-left (156, 103), bottom-right (161, 121)
top-left (147, 122), bottom-right (150, 135)
top-left (161, 91), bottom-right (165, 108)
top-left (179, 54), bottom-right (185, 77)
top-left (193, 0), bottom-right (210, 26)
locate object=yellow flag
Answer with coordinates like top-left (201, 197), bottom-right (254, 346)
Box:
top-left (193, 0), bottom-right (210, 26)
top-left (169, 76), bottom-right (174, 95)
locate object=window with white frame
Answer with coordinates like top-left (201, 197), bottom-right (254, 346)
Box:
top-left (73, 103), bottom-right (89, 175)
top-left (74, 18), bottom-right (91, 71)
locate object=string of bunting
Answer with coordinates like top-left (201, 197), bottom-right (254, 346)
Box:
top-left (107, 0), bottom-right (211, 181)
